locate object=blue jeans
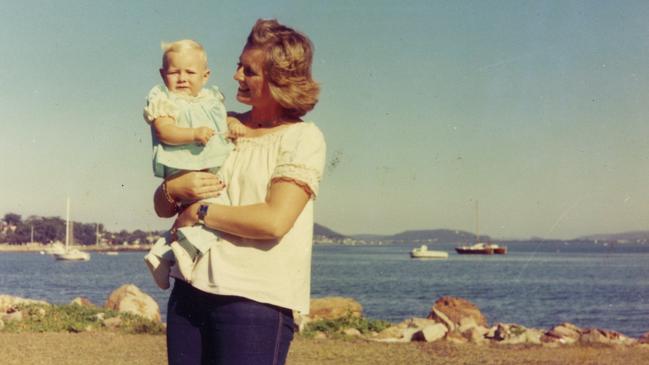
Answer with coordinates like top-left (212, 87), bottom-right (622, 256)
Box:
top-left (167, 280), bottom-right (294, 365)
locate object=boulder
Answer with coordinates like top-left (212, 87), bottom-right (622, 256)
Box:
top-left (412, 323), bottom-right (448, 342)
top-left (70, 297), bottom-right (95, 307)
top-left (430, 307), bottom-right (456, 331)
top-left (0, 295), bottom-right (49, 313)
top-left (463, 326), bottom-right (488, 344)
top-left (2, 310), bottom-right (23, 322)
top-left (105, 284), bottom-right (160, 322)
top-left (458, 316), bottom-right (478, 333)
top-left (343, 327), bottom-right (362, 337)
top-left (488, 323), bottom-right (543, 345)
top-left (309, 296), bottom-right (362, 321)
top-left (639, 331), bottom-right (649, 344)
top-left (427, 296), bottom-right (487, 328)
top-left (102, 317), bottom-right (122, 330)
top-left (542, 322), bottom-right (582, 344)
top-left (580, 328), bottom-right (636, 346)
top-left (400, 317), bottom-right (438, 329)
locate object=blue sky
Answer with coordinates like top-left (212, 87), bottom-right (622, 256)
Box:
top-left (2, 1), bottom-right (648, 239)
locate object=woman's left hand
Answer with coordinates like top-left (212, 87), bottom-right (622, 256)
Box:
top-left (171, 203), bottom-right (201, 234)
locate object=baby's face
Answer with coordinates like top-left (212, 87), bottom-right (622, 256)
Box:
top-left (160, 49), bottom-right (210, 97)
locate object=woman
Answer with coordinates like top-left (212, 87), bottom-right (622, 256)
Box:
top-left (153, 19), bottom-right (325, 365)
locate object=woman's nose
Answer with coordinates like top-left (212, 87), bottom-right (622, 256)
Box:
top-left (233, 66), bottom-right (243, 81)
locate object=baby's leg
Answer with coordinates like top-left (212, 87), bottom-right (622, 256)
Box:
top-left (172, 184), bottom-right (230, 283)
top-left (144, 234), bottom-right (175, 290)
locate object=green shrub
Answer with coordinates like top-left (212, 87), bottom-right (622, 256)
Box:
top-left (1, 303), bottom-right (164, 335)
top-left (302, 312), bottom-right (391, 338)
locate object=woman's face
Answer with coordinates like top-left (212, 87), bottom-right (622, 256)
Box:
top-left (234, 47), bottom-right (274, 108)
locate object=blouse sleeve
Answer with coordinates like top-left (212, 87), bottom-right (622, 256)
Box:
top-left (271, 123), bottom-right (326, 199)
top-left (142, 85), bottom-right (179, 124)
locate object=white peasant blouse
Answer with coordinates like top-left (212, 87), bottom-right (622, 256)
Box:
top-left (179, 122), bottom-right (326, 314)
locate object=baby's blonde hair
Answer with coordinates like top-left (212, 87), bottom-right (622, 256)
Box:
top-left (161, 39), bottom-right (208, 70)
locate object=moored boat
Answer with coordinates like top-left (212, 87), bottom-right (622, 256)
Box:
top-left (455, 201), bottom-right (507, 255)
top-left (410, 245), bottom-right (448, 259)
top-left (455, 242), bottom-right (507, 255)
top-left (53, 197), bottom-right (90, 262)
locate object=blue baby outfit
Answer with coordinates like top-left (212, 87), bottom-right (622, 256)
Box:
top-left (143, 84), bottom-right (233, 178)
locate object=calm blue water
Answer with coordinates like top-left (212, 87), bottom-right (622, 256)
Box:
top-left (1, 243), bottom-right (648, 337)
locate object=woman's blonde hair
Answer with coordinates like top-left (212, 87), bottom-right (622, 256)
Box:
top-left (245, 19), bottom-right (319, 118)
top-left (161, 39), bottom-right (208, 70)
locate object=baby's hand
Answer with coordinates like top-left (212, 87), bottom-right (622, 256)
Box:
top-left (227, 116), bottom-right (250, 139)
top-left (193, 127), bottom-right (215, 145)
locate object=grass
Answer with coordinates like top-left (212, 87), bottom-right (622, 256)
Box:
top-left (2, 303), bottom-right (165, 335)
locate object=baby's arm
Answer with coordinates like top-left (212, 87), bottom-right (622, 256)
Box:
top-left (227, 116), bottom-right (252, 139)
top-left (153, 117), bottom-right (214, 145)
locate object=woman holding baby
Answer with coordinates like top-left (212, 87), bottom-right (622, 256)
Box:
top-left (153, 19), bottom-right (326, 365)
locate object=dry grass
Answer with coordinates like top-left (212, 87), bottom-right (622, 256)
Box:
top-left (1, 332), bottom-right (648, 365)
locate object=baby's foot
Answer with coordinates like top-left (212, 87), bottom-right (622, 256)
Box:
top-left (171, 241), bottom-right (194, 282)
top-left (144, 253), bottom-right (170, 289)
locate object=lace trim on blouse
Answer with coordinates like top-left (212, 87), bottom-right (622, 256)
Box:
top-left (271, 163), bottom-right (321, 199)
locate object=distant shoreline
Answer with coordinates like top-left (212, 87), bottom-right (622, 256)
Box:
top-left (0, 243), bottom-right (151, 253)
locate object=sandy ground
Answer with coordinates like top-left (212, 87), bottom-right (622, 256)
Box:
top-left (1, 332), bottom-right (648, 365)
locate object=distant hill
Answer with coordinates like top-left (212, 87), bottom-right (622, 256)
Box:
top-left (313, 223), bottom-right (346, 238)
top-left (350, 229), bottom-right (486, 243)
top-left (577, 231), bottom-right (649, 243)
top-left (389, 229), bottom-right (485, 243)
top-left (315, 223), bottom-right (649, 245)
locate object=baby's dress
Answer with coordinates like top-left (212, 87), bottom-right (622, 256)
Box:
top-left (143, 84), bottom-right (233, 178)
top-left (143, 84), bottom-right (232, 256)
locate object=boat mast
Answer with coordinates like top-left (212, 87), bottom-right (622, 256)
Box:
top-left (475, 200), bottom-right (480, 243)
top-left (65, 197), bottom-right (70, 250)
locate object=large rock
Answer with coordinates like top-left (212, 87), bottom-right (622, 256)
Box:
top-left (542, 322), bottom-right (582, 344)
top-left (580, 328), bottom-right (636, 346)
top-left (309, 296), bottom-right (362, 321)
top-left (639, 331), bottom-right (649, 344)
top-left (487, 323), bottom-right (543, 345)
top-left (412, 323), bottom-right (448, 342)
top-left (427, 296), bottom-right (487, 328)
top-left (463, 326), bottom-right (489, 344)
top-left (105, 284), bottom-right (160, 322)
top-left (0, 295), bottom-right (49, 312)
top-left (70, 297), bottom-right (95, 307)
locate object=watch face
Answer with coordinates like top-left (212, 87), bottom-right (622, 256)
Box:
top-left (198, 204), bottom-right (209, 220)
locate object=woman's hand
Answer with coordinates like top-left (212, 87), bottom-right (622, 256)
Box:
top-left (172, 203), bottom-right (201, 231)
top-left (167, 170), bottom-right (225, 203)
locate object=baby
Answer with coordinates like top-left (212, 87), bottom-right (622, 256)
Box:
top-left (143, 39), bottom-right (247, 289)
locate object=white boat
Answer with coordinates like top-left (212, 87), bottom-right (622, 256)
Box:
top-left (105, 251), bottom-right (119, 256)
top-left (53, 198), bottom-right (90, 262)
top-left (45, 242), bottom-right (66, 255)
top-left (410, 245), bottom-right (448, 259)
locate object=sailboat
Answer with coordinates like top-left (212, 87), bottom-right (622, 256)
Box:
top-left (455, 201), bottom-right (507, 255)
top-left (53, 197), bottom-right (91, 261)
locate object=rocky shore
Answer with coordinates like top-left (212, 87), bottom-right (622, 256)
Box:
top-left (1, 286), bottom-right (649, 364)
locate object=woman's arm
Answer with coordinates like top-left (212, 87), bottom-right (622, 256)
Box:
top-left (174, 180), bottom-right (311, 240)
top-left (153, 171), bottom-right (225, 218)
top-left (153, 117), bottom-right (214, 145)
